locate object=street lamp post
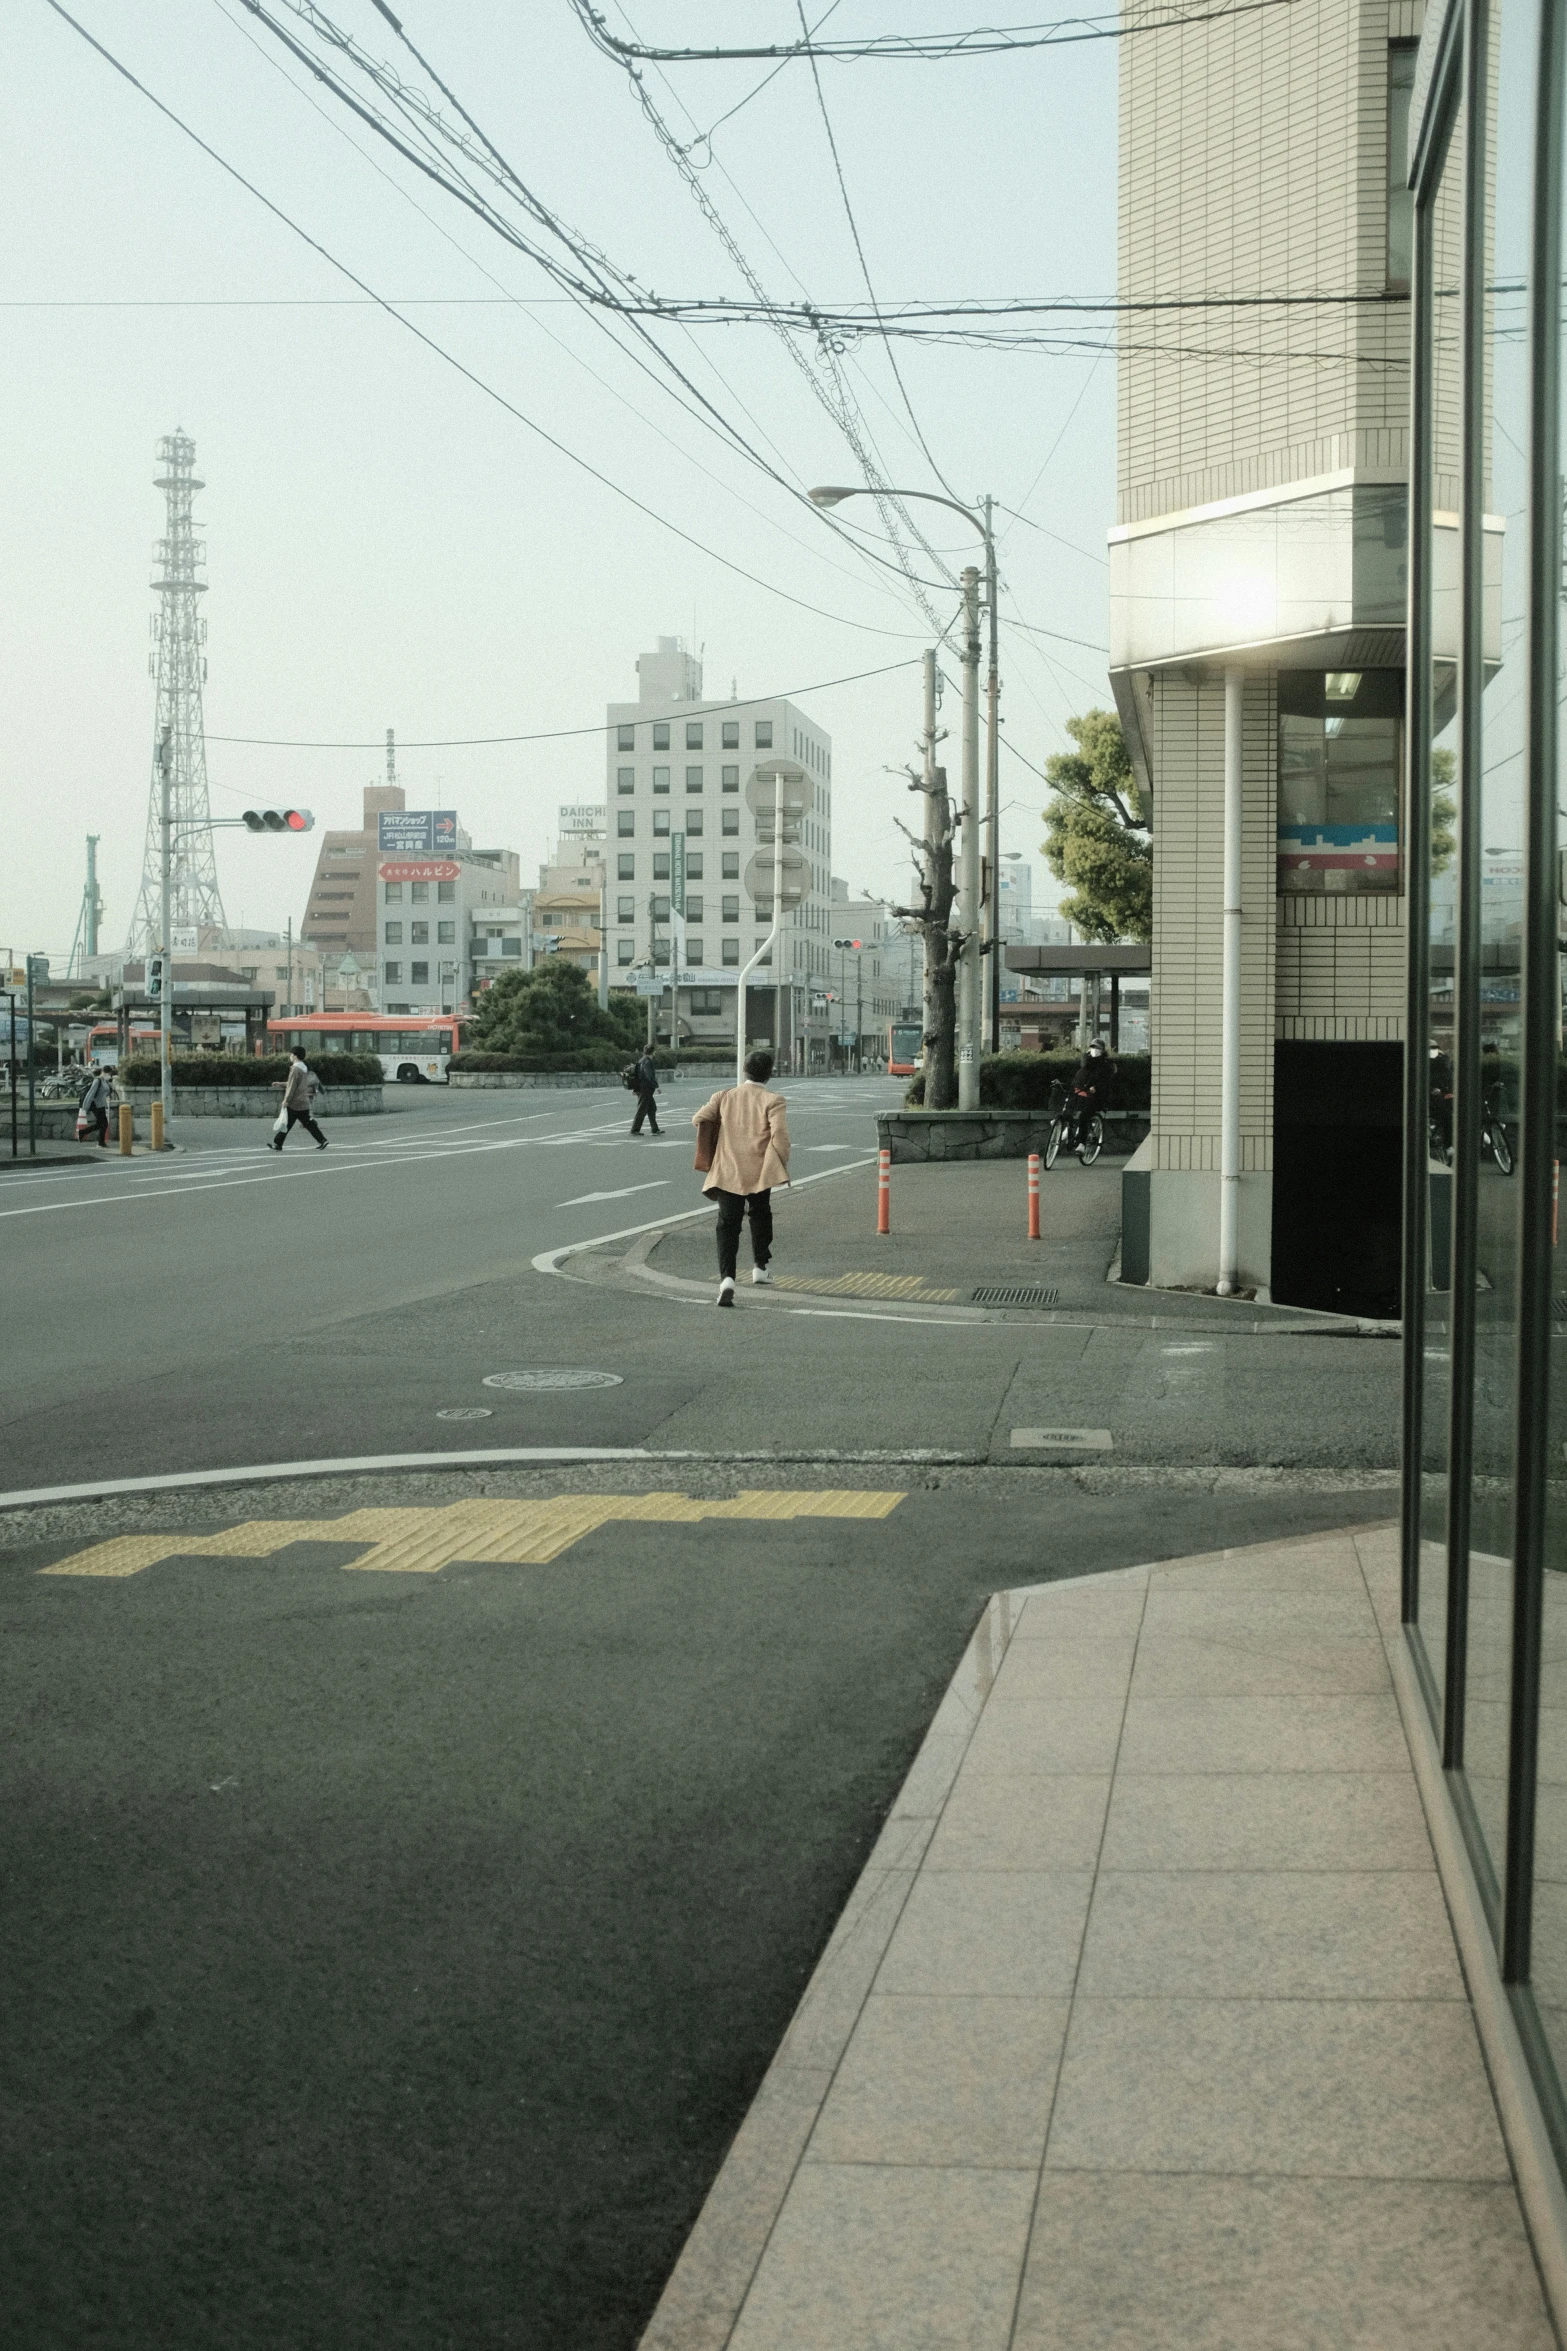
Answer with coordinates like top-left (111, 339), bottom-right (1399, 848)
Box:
top-left (810, 485), bottom-right (996, 1109)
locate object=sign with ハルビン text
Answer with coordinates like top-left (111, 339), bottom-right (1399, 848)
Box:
top-left (377, 810), bottom-right (458, 855)
top-left (378, 860), bottom-right (461, 883)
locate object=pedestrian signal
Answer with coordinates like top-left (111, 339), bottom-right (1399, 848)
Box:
top-left (242, 809), bottom-right (315, 833)
top-left (147, 953), bottom-right (167, 1001)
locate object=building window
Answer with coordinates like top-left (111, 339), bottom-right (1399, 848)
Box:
top-left (617, 937), bottom-right (635, 964)
top-left (383, 881), bottom-right (403, 902)
top-left (411, 961), bottom-right (429, 985)
top-left (686, 765), bottom-right (703, 792)
top-left (686, 894), bottom-right (704, 923)
top-left (721, 764), bottom-right (739, 791)
top-left (722, 807), bottom-right (740, 836)
top-left (652, 939), bottom-right (670, 965)
top-left (410, 881), bottom-right (429, 903)
top-left (722, 719), bottom-right (739, 748)
top-left (618, 810), bottom-right (635, 838)
top-left (653, 721), bottom-right (670, 750)
top-left (1387, 41), bottom-right (1417, 290)
top-left (722, 851), bottom-right (740, 879)
top-left (653, 852), bottom-right (671, 880)
top-left (617, 723), bottom-right (635, 750)
top-left (501, 938), bottom-right (522, 957)
top-left (722, 938), bottom-right (740, 966)
top-left (686, 852), bottom-right (703, 879)
top-left (437, 921), bottom-right (455, 944)
top-left (651, 895), bottom-right (670, 921)
top-left (685, 720), bottom-right (703, 749)
top-left (384, 921), bottom-right (403, 945)
top-left (618, 853), bottom-right (635, 880)
top-left (722, 894), bottom-right (740, 923)
top-left (617, 894), bottom-right (635, 921)
top-left (617, 766), bottom-right (635, 794)
top-left (437, 880), bottom-right (455, 902)
top-left (652, 766), bottom-right (670, 793)
top-left (384, 961), bottom-right (402, 983)
top-left (686, 937), bottom-right (705, 964)
top-left (1277, 670), bottom-right (1402, 894)
top-left (755, 719), bottom-right (773, 748)
top-left (411, 921), bottom-right (429, 944)
top-left (653, 808), bottom-right (671, 836)
top-left (686, 808), bottom-right (704, 837)
top-left (755, 941), bottom-right (772, 964)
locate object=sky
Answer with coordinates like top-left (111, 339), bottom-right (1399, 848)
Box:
top-left (1, 1), bottom-right (1119, 964)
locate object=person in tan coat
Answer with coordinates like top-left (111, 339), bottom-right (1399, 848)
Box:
top-left (692, 1049), bottom-right (790, 1306)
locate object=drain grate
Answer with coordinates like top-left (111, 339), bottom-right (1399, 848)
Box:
top-left (972, 1285), bottom-right (1060, 1308)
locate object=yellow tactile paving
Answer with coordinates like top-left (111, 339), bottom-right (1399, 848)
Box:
top-left (37, 1490), bottom-right (909, 1579)
top-left (772, 1272), bottom-right (961, 1302)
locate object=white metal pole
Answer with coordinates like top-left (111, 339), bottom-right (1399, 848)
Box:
top-left (957, 565), bottom-right (982, 1110)
top-left (598, 865), bottom-right (610, 1010)
top-left (1218, 666), bottom-right (1244, 1294)
top-left (159, 730), bottom-right (173, 1139)
top-left (735, 769), bottom-right (785, 1087)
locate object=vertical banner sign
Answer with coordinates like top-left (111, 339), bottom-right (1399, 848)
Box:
top-left (671, 831), bottom-right (687, 982)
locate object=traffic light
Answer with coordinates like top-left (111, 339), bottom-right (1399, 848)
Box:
top-left (832, 936), bottom-right (863, 951)
top-left (147, 953), bottom-right (166, 1001)
top-left (241, 809), bottom-right (315, 833)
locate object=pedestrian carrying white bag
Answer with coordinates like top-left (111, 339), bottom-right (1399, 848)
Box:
top-left (271, 1107), bottom-right (288, 1141)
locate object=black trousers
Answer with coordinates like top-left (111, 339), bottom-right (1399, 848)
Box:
top-left (280, 1105), bottom-right (327, 1146)
top-left (89, 1107), bottom-right (109, 1145)
top-left (714, 1188), bottom-right (772, 1281)
top-left (630, 1088), bottom-right (661, 1133)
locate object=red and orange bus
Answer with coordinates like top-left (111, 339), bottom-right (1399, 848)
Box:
top-left (268, 1013), bottom-right (467, 1084)
top-left (887, 1021), bottom-right (923, 1078)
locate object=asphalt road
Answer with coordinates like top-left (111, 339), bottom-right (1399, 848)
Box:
top-left (1, 1462), bottom-right (1390, 2351)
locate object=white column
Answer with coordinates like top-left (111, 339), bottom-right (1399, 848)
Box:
top-left (1217, 666), bottom-right (1244, 1295)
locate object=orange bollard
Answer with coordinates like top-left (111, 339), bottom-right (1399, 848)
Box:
top-left (877, 1147), bottom-right (891, 1235)
top-left (118, 1103), bottom-right (133, 1156)
top-left (1027, 1152), bottom-right (1041, 1240)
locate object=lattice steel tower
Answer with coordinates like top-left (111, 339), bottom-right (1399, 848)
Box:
top-left (128, 430), bottom-right (225, 951)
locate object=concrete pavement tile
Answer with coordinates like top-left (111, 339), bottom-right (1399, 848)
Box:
top-left (1129, 1631), bottom-right (1390, 1698)
top-left (808, 1994), bottom-right (1070, 2170)
top-left (892, 1733), bottom-right (976, 1821)
top-left (1140, 1587), bottom-right (1379, 1640)
top-left (778, 1869), bottom-right (918, 2073)
top-left (991, 1638), bottom-right (1137, 1701)
top-left (1117, 1693), bottom-right (1409, 1774)
top-left (1098, 1771), bottom-right (1431, 1872)
top-left (926, 1773), bottom-right (1111, 1873)
top-left (639, 2061), bottom-right (837, 2351)
top-left (1010, 1586), bottom-right (1148, 1641)
top-left (1011, 2175), bottom-right (1555, 2351)
top-left (963, 1698), bottom-right (1127, 1776)
top-left (728, 2163), bottom-right (1037, 2351)
top-left (1077, 1870), bottom-right (1461, 2000)
top-left (1044, 1999), bottom-right (1508, 2179)
top-left (1150, 1545), bottom-right (1366, 1595)
top-left (876, 1870), bottom-right (1094, 1998)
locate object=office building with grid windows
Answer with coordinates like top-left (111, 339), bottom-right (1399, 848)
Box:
top-left (603, 638), bottom-right (835, 1060)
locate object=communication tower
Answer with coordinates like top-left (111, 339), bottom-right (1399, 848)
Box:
top-left (128, 430), bottom-right (225, 951)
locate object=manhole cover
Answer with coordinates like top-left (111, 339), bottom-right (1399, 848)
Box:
top-left (482, 1369), bottom-right (625, 1392)
top-left (972, 1286), bottom-right (1060, 1307)
top-left (436, 1406), bottom-right (494, 1421)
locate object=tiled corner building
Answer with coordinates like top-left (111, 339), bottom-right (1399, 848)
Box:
top-left (1112, 0), bottom-right (1464, 1315)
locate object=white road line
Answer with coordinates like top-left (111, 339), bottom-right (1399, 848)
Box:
top-left (786, 1309), bottom-right (980, 1327)
top-left (531, 1157), bottom-right (876, 1278)
top-left (557, 1182), bottom-right (669, 1208)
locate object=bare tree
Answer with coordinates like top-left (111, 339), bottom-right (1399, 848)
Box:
top-left (892, 763), bottom-right (962, 1110)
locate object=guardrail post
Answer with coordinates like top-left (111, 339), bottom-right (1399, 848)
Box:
top-left (1028, 1152), bottom-right (1041, 1239)
top-left (118, 1103), bottom-right (133, 1156)
top-left (877, 1147), bottom-right (891, 1235)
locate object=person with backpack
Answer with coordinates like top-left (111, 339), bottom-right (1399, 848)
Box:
top-left (627, 1048), bottom-right (662, 1136)
top-left (78, 1066), bottom-right (114, 1147)
top-left (691, 1049), bottom-right (791, 1306)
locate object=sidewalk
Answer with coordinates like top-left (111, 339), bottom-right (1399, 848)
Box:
top-left (641, 1523), bottom-right (1559, 2351)
top-left (624, 1158), bottom-right (1375, 1334)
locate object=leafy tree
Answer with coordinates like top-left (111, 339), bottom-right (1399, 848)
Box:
top-left (467, 960), bottom-right (640, 1060)
top-left (1041, 709), bottom-right (1152, 944)
top-left (1431, 747), bottom-right (1457, 875)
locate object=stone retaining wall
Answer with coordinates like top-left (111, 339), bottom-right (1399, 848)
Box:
top-left (120, 1086), bottom-right (384, 1119)
top-left (877, 1108), bottom-right (1149, 1163)
top-left (449, 1070), bottom-right (626, 1090)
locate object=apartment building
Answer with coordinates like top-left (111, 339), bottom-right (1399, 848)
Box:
top-left (603, 638), bottom-right (834, 1060)
top-left (1113, 0), bottom-right (1428, 1312)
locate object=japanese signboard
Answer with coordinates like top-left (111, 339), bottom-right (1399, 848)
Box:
top-left (378, 810), bottom-right (458, 856)
top-left (377, 860), bottom-right (461, 883)
top-left (671, 832), bottom-right (686, 918)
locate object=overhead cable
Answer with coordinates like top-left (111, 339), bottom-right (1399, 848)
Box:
top-left (571, 0), bottom-right (1301, 64)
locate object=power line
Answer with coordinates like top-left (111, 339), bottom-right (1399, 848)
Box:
top-left (572, 0), bottom-right (1303, 65)
top-left (204, 655), bottom-right (924, 748)
top-left (42, 0), bottom-right (930, 640)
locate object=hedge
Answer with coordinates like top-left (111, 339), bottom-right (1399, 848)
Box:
top-left (450, 1046), bottom-right (628, 1074)
top-left (904, 1050), bottom-right (1151, 1113)
top-left (118, 1053), bottom-right (384, 1089)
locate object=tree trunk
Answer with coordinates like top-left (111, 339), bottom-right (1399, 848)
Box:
top-left (894, 770), bottom-right (960, 1110)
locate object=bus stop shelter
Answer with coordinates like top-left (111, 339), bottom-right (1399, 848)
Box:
top-left (113, 976), bottom-right (275, 1060)
top-left (1003, 943), bottom-right (1151, 1049)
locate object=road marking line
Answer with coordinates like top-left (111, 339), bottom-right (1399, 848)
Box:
top-left (556, 1182), bottom-right (670, 1208)
top-left (530, 1157), bottom-right (877, 1280)
top-left (39, 1488), bottom-right (909, 1578)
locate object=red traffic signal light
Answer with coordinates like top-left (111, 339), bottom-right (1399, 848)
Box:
top-left (242, 809), bottom-right (315, 834)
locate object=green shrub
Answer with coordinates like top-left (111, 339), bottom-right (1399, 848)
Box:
top-left (904, 1050), bottom-right (1150, 1113)
top-left (467, 962), bottom-right (640, 1060)
top-left (118, 1054), bottom-right (384, 1089)
top-left (449, 1046), bottom-right (628, 1074)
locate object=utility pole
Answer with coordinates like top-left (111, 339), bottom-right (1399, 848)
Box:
top-left (957, 565), bottom-right (982, 1110)
top-left (922, 650), bottom-right (940, 1063)
top-left (158, 726), bottom-right (173, 1137)
top-left (983, 494), bottom-right (1002, 1056)
top-left (285, 916), bottom-right (293, 1016)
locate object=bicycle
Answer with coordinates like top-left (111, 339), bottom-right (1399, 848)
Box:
top-left (1044, 1084), bottom-right (1105, 1169)
top-left (1481, 1082), bottom-right (1514, 1176)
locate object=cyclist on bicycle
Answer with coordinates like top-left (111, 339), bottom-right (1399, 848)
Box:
top-left (1066, 1039), bottom-right (1114, 1152)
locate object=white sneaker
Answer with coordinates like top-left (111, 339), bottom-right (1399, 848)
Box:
top-left (751, 1266), bottom-right (774, 1286)
top-left (717, 1277), bottom-right (736, 1308)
